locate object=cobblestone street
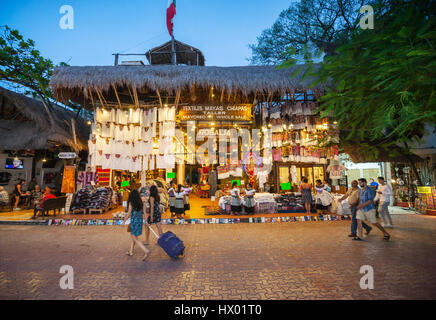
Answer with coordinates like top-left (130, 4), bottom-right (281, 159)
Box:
top-left (1, 214), bottom-right (435, 300)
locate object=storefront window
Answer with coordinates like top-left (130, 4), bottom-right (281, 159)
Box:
top-left (279, 166), bottom-right (290, 184)
top-left (313, 166), bottom-right (324, 182)
top-left (302, 167), bottom-right (313, 185)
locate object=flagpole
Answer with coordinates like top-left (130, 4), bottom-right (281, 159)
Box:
top-left (171, 33), bottom-right (176, 65)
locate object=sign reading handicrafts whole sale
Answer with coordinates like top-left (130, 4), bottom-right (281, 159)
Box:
top-left (178, 105), bottom-right (252, 121)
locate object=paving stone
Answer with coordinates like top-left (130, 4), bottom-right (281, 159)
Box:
top-left (0, 214), bottom-right (435, 299)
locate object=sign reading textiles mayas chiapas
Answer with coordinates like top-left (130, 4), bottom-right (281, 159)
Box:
top-left (178, 105), bottom-right (252, 121)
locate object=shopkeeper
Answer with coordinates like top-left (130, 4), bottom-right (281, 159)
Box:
top-left (168, 180), bottom-right (176, 217)
top-left (183, 183), bottom-right (192, 211)
top-left (174, 184), bottom-right (186, 217)
top-left (230, 181), bottom-right (242, 215)
top-left (244, 183), bottom-right (256, 214)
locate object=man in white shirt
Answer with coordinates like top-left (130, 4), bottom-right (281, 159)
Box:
top-left (377, 177), bottom-right (394, 228)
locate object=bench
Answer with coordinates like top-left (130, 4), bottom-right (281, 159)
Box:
top-left (35, 196), bottom-right (67, 217)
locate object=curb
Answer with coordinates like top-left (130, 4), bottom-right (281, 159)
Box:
top-left (0, 215), bottom-right (351, 226)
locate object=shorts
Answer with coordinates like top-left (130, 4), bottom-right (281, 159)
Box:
top-left (356, 209), bottom-right (377, 224)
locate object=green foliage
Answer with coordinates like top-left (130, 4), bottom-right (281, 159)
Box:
top-left (279, 0), bottom-right (436, 156)
top-left (249, 0), bottom-right (369, 65)
top-left (0, 25), bottom-right (55, 101)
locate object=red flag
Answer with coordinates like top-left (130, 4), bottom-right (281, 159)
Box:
top-left (166, 0), bottom-right (176, 36)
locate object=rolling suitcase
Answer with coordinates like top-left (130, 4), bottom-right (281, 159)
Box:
top-left (147, 225), bottom-right (185, 259)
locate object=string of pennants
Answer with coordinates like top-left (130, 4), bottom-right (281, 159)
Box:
top-left (42, 215), bottom-right (351, 226)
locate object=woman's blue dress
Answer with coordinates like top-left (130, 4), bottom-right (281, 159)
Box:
top-left (130, 209), bottom-right (143, 237)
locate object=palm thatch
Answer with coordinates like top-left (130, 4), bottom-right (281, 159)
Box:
top-left (145, 39), bottom-right (205, 66)
top-left (0, 86), bottom-right (89, 151)
top-left (50, 64), bottom-right (325, 106)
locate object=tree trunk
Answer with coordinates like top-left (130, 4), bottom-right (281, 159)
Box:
top-left (404, 142), bottom-right (423, 186)
top-left (37, 93), bottom-right (56, 127)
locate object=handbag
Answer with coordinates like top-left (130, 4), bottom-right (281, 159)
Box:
top-left (348, 190), bottom-right (359, 206)
top-left (127, 224), bottom-right (130, 232)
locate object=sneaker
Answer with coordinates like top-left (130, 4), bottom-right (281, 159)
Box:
top-left (386, 224), bottom-right (394, 228)
top-left (13, 208), bottom-right (21, 211)
top-left (348, 233), bottom-right (356, 237)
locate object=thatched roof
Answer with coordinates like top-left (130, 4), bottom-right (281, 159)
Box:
top-left (50, 64), bottom-right (325, 105)
top-left (0, 86), bottom-right (89, 151)
top-left (145, 39), bottom-right (205, 66)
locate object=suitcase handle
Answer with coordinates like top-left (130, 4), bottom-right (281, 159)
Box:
top-left (146, 224), bottom-right (160, 239)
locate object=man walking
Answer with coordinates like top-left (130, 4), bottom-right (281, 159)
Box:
top-left (377, 177), bottom-right (394, 228)
top-left (340, 180), bottom-right (372, 238)
top-left (355, 178), bottom-right (390, 241)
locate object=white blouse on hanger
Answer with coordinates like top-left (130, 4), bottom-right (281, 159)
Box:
top-left (129, 108), bottom-right (140, 124)
top-left (117, 109), bottom-right (129, 125)
top-left (123, 125), bottom-right (133, 141)
top-left (114, 125), bottom-right (124, 141)
top-left (100, 123), bottom-right (114, 138)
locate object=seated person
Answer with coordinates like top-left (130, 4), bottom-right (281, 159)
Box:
top-left (0, 186), bottom-right (9, 206)
top-left (27, 178), bottom-right (37, 192)
top-left (33, 187), bottom-right (56, 218)
top-left (31, 185), bottom-right (44, 207)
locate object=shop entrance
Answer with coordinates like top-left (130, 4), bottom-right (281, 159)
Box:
top-left (274, 162), bottom-right (326, 193)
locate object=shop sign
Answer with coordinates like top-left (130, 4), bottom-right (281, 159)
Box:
top-left (417, 186), bottom-right (431, 194)
top-left (178, 105), bottom-right (252, 121)
top-left (58, 152), bottom-right (77, 159)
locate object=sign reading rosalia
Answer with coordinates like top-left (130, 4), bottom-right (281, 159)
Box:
top-left (178, 105), bottom-right (252, 121)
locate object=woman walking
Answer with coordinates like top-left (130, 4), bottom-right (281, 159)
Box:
top-left (300, 177), bottom-right (312, 215)
top-left (144, 185), bottom-right (164, 244)
top-left (174, 184), bottom-right (186, 218)
top-left (123, 189), bottom-right (150, 261)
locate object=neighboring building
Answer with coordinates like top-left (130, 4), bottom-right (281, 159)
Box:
top-left (0, 86), bottom-right (89, 193)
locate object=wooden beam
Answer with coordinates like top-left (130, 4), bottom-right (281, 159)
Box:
top-left (133, 87), bottom-right (140, 109)
top-left (220, 89), bottom-right (224, 104)
top-left (112, 85), bottom-right (122, 109)
top-left (127, 86), bottom-right (135, 107)
top-left (175, 89), bottom-right (181, 109)
top-left (88, 89), bottom-right (95, 107)
top-left (95, 88), bottom-right (106, 109)
top-left (156, 89), bottom-right (163, 108)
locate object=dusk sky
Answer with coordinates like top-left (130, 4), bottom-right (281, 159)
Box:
top-left (1, 0), bottom-right (294, 67)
